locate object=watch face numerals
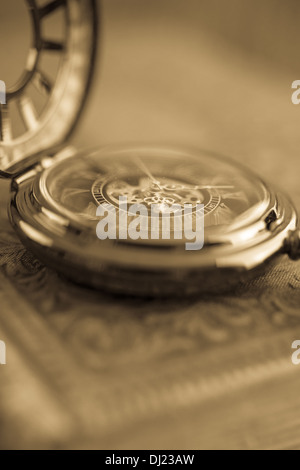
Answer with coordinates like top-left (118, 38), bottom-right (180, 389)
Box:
top-left (42, 147), bottom-right (269, 239)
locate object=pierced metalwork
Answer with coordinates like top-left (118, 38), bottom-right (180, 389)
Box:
top-left (0, 0), bottom-right (98, 173)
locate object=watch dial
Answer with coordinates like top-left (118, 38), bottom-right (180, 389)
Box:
top-left (42, 146), bottom-right (269, 240)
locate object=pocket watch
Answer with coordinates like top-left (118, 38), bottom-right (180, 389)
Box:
top-left (0, 0), bottom-right (299, 297)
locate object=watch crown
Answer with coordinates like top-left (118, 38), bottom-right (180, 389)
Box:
top-left (286, 230), bottom-right (300, 261)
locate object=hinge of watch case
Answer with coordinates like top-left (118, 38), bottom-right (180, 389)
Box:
top-left (11, 164), bottom-right (44, 190)
top-left (7, 146), bottom-right (77, 190)
top-left (10, 156), bottom-right (56, 190)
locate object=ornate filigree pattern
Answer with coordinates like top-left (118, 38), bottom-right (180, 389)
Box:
top-left (1, 221), bottom-right (300, 373)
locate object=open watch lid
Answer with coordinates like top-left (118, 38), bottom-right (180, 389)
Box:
top-left (0, 0), bottom-right (98, 177)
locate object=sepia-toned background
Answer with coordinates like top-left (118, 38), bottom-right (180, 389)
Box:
top-left (0, 0), bottom-right (300, 449)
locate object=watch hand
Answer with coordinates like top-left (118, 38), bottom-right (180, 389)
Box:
top-left (193, 185), bottom-right (234, 190)
top-left (133, 157), bottom-right (163, 188)
top-left (162, 183), bottom-right (234, 190)
top-left (132, 158), bottom-right (234, 191)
